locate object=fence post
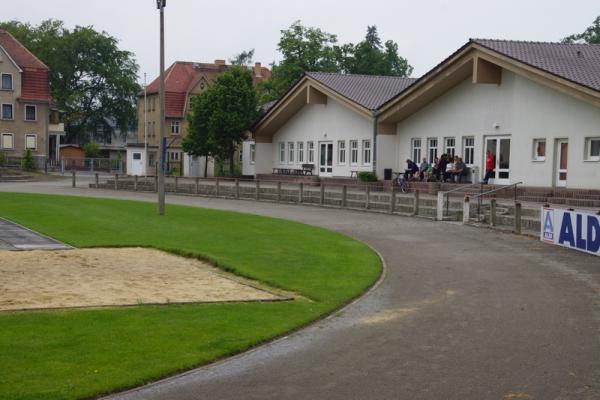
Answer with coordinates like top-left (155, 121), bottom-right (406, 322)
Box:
top-left (436, 192), bottom-right (445, 221)
top-left (412, 190), bottom-right (420, 216)
top-left (514, 202), bottom-right (522, 234)
top-left (342, 185), bottom-right (348, 208)
top-left (277, 181), bottom-right (282, 203)
top-left (390, 186), bottom-right (396, 214)
top-left (235, 179), bottom-right (240, 199)
top-left (71, 170), bottom-right (76, 188)
top-left (489, 199), bottom-right (497, 227)
top-left (195, 177), bottom-right (200, 195)
top-left (365, 185), bottom-right (370, 209)
top-left (215, 178), bottom-right (220, 197)
top-left (114, 174), bottom-right (119, 190)
top-left (320, 183), bottom-right (325, 206)
top-left (90, 158), bottom-right (94, 174)
top-left (462, 196), bottom-right (470, 224)
top-left (95, 173), bottom-right (99, 188)
top-left (255, 180), bottom-right (260, 201)
top-left (299, 182), bottom-right (304, 203)
top-left (174, 176), bottom-right (178, 194)
top-left (154, 174), bottom-right (158, 193)
top-left (134, 175), bottom-right (138, 192)
top-left (61, 158), bottom-right (65, 174)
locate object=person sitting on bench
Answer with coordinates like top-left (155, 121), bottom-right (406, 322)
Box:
top-left (418, 157), bottom-right (429, 181)
top-left (451, 157), bottom-right (467, 183)
top-left (404, 159), bottom-right (419, 181)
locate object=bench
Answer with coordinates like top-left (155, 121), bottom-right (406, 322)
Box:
top-left (273, 164), bottom-right (315, 176)
top-left (350, 170), bottom-right (359, 178)
top-left (301, 164), bottom-right (314, 175)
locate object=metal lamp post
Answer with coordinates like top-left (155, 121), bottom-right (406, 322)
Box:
top-left (156, 0), bottom-right (166, 215)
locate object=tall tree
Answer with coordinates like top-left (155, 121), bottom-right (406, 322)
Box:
top-left (230, 49), bottom-right (255, 66)
top-left (184, 67), bottom-right (258, 175)
top-left (0, 19), bottom-right (140, 143)
top-left (563, 16), bottom-right (600, 44)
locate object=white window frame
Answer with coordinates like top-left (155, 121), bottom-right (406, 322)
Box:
top-left (586, 137), bottom-right (600, 162)
top-left (307, 141), bottom-right (314, 163)
top-left (279, 142), bottom-right (286, 164)
top-left (338, 140), bottom-right (346, 165)
top-left (362, 140), bottom-right (371, 166)
top-left (1, 73), bottom-right (12, 90)
top-left (532, 138), bottom-right (546, 162)
top-left (411, 138), bottom-right (422, 163)
top-left (463, 137), bottom-right (475, 166)
top-left (25, 134), bottom-right (37, 150)
top-left (350, 140), bottom-right (358, 166)
top-left (1, 103), bottom-right (13, 120)
top-left (250, 143), bottom-right (256, 164)
top-left (171, 120), bottom-right (180, 135)
top-left (297, 141), bottom-right (304, 163)
top-left (24, 105), bottom-right (37, 122)
top-left (427, 138), bottom-right (438, 163)
top-left (445, 137), bottom-right (456, 158)
top-left (288, 142), bottom-right (295, 164)
top-left (1, 133), bottom-right (14, 149)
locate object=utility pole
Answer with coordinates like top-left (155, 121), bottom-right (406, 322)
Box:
top-left (157, 0), bottom-right (166, 215)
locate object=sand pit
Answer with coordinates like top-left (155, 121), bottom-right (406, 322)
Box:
top-left (0, 247), bottom-right (285, 311)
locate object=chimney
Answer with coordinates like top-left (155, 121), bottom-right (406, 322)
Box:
top-left (254, 62), bottom-right (262, 78)
top-left (214, 59), bottom-right (226, 65)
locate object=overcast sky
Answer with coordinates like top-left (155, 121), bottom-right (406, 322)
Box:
top-left (3, 0), bottom-right (599, 82)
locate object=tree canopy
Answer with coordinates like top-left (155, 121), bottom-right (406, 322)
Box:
top-left (563, 16), bottom-right (600, 44)
top-left (183, 67), bottom-right (258, 176)
top-left (258, 22), bottom-right (413, 103)
top-left (0, 19), bottom-right (140, 143)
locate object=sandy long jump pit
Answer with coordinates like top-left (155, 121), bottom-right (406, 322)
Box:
top-left (0, 247), bottom-right (286, 312)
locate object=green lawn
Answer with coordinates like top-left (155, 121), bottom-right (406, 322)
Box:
top-left (0, 193), bottom-right (381, 400)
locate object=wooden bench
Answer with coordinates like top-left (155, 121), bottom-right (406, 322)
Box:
top-left (350, 170), bottom-right (359, 178)
top-left (301, 164), bottom-right (314, 175)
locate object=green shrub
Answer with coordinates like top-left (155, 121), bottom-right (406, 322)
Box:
top-left (357, 171), bottom-right (378, 182)
top-left (0, 151), bottom-right (6, 167)
top-left (83, 142), bottom-right (101, 158)
top-left (21, 149), bottom-right (36, 171)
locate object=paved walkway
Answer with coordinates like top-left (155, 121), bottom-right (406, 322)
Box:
top-left (2, 178), bottom-right (600, 399)
top-left (0, 218), bottom-right (70, 251)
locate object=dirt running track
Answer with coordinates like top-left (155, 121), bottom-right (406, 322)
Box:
top-left (2, 178), bottom-right (600, 400)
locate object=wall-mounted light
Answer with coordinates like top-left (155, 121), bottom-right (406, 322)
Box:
top-left (493, 122), bottom-right (500, 130)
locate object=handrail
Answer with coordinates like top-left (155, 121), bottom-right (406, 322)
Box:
top-left (470, 182), bottom-right (523, 200)
top-left (443, 182), bottom-right (484, 217)
top-left (444, 182), bottom-right (482, 195)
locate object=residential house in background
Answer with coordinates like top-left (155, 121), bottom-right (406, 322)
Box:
top-left (127, 60), bottom-right (270, 176)
top-left (0, 29), bottom-right (64, 167)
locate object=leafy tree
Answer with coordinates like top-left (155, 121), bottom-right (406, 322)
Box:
top-left (563, 16), bottom-right (600, 44)
top-left (0, 20), bottom-right (140, 143)
top-left (83, 142), bottom-right (100, 158)
top-left (183, 67), bottom-right (258, 176)
top-left (230, 49), bottom-right (255, 66)
top-left (21, 149), bottom-right (35, 171)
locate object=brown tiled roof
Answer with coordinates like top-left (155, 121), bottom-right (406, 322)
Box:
top-left (472, 39), bottom-right (600, 92)
top-left (0, 29), bottom-right (51, 102)
top-left (306, 72), bottom-right (416, 110)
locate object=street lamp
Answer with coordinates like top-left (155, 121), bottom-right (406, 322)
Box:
top-left (156, 0), bottom-right (166, 215)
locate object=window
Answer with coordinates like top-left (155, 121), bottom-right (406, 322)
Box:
top-left (411, 139), bottom-right (421, 163)
top-left (1, 73), bottom-right (12, 90)
top-left (362, 140), bottom-right (371, 165)
top-left (1, 133), bottom-right (14, 149)
top-left (428, 138), bottom-right (438, 163)
top-left (288, 142), bottom-right (295, 164)
top-left (533, 139), bottom-right (546, 161)
top-left (338, 140), bottom-right (346, 165)
top-left (24, 105), bottom-right (37, 121)
top-left (297, 141), bottom-right (304, 163)
top-left (250, 143), bottom-right (256, 164)
top-left (25, 134), bottom-right (37, 150)
top-left (445, 137), bottom-right (456, 158)
top-left (307, 141), bottom-right (314, 163)
top-left (586, 138), bottom-right (600, 161)
top-left (171, 120), bottom-right (180, 134)
top-left (279, 142), bottom-right (285, 163)
top-left (1, 104), bottom-right (13, 120)
top-left (169, 151), bottom-right (180, 161)
top-left (133, 153), bottom-right (142, 160)
top-left (350, 140), bottom-right (359, 165)
top-left (463, 137), bottom-right (475, 165)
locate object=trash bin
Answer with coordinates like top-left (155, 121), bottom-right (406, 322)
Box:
top-left (470, 166), bottom-right (480, 184)
top-left (384, 168), bottom-right (392, 181)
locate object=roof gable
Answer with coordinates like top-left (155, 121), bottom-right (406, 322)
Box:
top-left (0, 30), bottom-right (48, 70)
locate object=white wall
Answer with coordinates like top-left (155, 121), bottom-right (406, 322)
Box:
top-left (271, 99), bottom-right (376, 177)
top-left (183, 153), bottom-right (214, 177)
top-left (395, 70), bottom-right (600, 189)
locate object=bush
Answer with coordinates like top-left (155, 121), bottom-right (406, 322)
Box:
top-left (83, 142), bottom-right (101, 158)
top-left (0, 151), bottom-right (6, 167)
top-left (21, 149), bottom-right (36, 171)
top-left (357, 171), bottom-right (378, 182)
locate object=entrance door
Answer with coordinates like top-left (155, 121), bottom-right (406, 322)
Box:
top-left (485, 137), bottom-right (511, 185)
top-left (319, 142), bottom-right (333, 176)
top-left (131, 152), bottom-right (144, 176)
top-left (556, 140), bottom-right (568, 187)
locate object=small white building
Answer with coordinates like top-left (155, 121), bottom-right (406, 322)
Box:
top-left (253, 39), bottom-right (600, 190)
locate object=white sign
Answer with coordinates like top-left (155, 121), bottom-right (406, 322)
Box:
top-left (541, 207), bottom-right (600, 256)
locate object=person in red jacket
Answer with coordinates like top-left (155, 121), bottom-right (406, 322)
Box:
top-left (483, 150), bottom-right (496, 184)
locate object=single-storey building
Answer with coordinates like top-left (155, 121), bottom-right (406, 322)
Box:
top-left (252, 39), bottom-right (600, 189)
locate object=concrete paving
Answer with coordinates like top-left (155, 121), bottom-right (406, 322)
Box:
top-left (2, 178), bottom-right (600, 400)
top-left (0, 218), bottom-right (70, 251)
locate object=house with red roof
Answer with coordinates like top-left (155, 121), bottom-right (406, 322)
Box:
top-left (0, 29), bottom-right (64, 166)
top-left (127, 60), bottom-right (270, 176)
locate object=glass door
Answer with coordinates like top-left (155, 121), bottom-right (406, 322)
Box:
top-left (556, 140), bottom-right (568, 187)
top-left (319, 142), bottom-right (333, 176)
top-left (485, 137), bottom-right (511, 185)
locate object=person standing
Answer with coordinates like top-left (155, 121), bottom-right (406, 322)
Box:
top-left (483, 150), bottom-right (496, 184)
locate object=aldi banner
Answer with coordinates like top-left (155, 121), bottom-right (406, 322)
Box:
top-left (541, 207), bottom-right (600, 256)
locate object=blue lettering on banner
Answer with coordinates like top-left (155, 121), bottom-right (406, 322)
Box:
top-left (542, 209), bottom-right (554, 241)
top-left (588, 216), bottom-right (600, 253)
top-left (558, 212), bottom-right (576, 247)
top-left (543, 208), bottom-right (600, 256)
top-left (576, 214), bottom-right (587, 250)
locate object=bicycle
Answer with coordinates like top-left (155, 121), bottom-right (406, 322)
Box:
top-left (395, 173), bottom-right (408, 193)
